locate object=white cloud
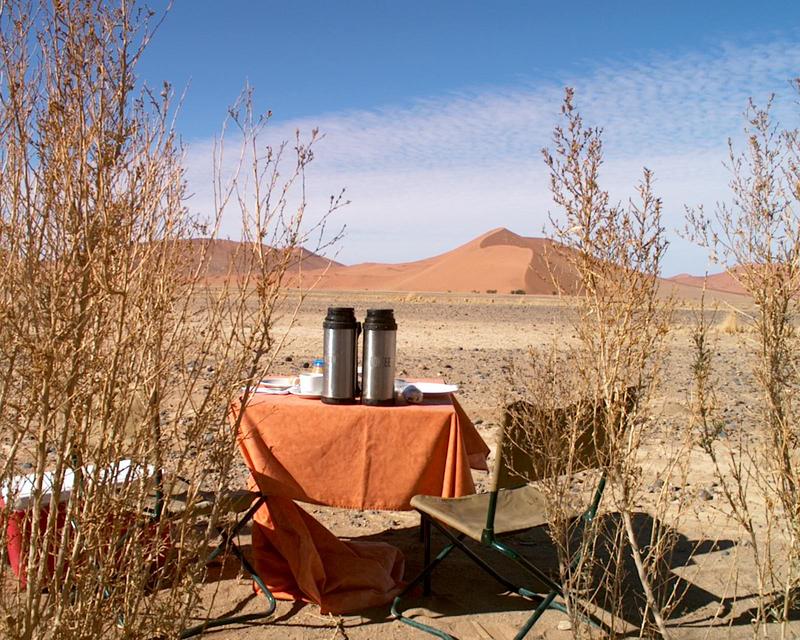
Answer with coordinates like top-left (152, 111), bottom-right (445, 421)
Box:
top-left (182, 37), bottom-right (800, 275)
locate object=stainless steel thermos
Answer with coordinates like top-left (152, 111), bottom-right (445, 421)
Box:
top-left (361, 309), bottom-right (397, 406)
top-left (322, 307), bottom-right (360, 404)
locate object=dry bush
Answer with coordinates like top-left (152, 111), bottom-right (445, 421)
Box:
top-left (687, 90), bottom-right (800, 635)
top-left (0, 1), bottom-right (341, 638)
top-left (507, 88), bottom-right (692, 637)
top-left (717, 308), bottom-right (750, 335)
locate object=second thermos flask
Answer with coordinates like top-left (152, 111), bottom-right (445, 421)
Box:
top-left (361, 309), bottom-right (397, 406)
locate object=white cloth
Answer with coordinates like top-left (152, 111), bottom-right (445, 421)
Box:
top-left (1, 459), bottom-right (154, 510)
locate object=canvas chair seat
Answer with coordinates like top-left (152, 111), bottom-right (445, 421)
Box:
top-left (410, 484), bottom-right (554, 541)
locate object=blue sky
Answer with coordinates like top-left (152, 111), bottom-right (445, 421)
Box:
top-left (139, 1), bottom-right (800, 275)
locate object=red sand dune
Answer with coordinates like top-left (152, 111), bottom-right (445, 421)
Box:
top-left (669, 271), bottom-right (746, 295)
top-left (182, 232), bottom-right (748, 299)
top-left (296, 227), bottom-right (581, 294)
top-left (180, 238), bottom-right (342, 278)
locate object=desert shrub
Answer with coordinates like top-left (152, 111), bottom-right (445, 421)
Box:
top-left (0, 1), bottom-right (340, 638)
top-left (507, 88), bottom-right (685, 637)
top-left (718, 309), bottom-right (748, 334)
top-left (510, 288), bottom-right (527, 295)
top-left (687, 92), bottom-right (800, 634)
top-left (486, 289), bottom-right (497, 294)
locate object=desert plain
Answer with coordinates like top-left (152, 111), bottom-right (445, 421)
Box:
top-left (189, 283), bottom-right (795, 640)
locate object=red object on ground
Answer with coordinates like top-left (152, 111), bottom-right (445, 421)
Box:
top-left (3, 500), bottom-right (68, 588)
top-left (3, 499), bottom-right (171, 590)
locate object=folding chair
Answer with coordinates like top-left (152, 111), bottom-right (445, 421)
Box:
top-left (392, 391), bottom-right (634, 640)
top-left (144, 480), bottom-right (276, 638)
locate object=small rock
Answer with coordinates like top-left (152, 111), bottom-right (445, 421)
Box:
top-left (20, 462), bottom-right (33, 471)
top-left (444, 364), bottom-right (452, 369)
top-left (647, 478), bottom-right (664, 493)
top-left (474, 419), bottom-right (484, 425)
top-left (557, 620), bottom-right (572, 631)
top-left (302, 362), bottom-right (310, 369)
top-left (698, 488), bottom-right (714, 501)
top-left (284, 356), bottom-right (293, 362)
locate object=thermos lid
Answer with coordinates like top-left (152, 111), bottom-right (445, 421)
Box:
top-left (323, 307), bottom-right (357, 329)
top-left (364, 308), bottom-right (397, 331)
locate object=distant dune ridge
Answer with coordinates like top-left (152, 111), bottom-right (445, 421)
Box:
top-left (295, 227), bottom-right (582, 294)
top-left (186, 230), bottom-right (745, 297)
top-left (180, 238), bottom-right (343, 279)
top-left (668, 271), bottom-right (746, 295)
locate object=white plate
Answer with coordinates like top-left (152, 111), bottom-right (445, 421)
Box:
top-left (247, 386), bottom-right (289, 395)
top-left (260, 376), bottom-right (296, 389)
top-left (288, 385), bottom-right (322, 399)
top-left (405, 382), bottom-right (459, 395)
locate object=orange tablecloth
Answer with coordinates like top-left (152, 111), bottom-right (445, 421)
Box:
top-left (235, 392), bottom-right (489, 613)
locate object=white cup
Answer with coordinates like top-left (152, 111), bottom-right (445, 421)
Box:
top-left (299, 372), bottom-right (323, 395)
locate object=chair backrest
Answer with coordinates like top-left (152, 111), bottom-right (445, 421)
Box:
top-left (491, 386), bottom-right (638, 491)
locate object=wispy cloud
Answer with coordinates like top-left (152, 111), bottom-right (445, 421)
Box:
top-left (183, 37), bottom-right (800, 275)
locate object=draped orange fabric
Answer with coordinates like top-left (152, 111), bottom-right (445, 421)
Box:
top-left (234, 391), bottom-right (489, 613)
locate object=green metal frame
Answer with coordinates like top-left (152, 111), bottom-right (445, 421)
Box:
top-left (75, 469), bottom-right (275, 636)
top-left (391, 476), bottom-right (607, 639)
top-left (180, 494), bottom-right (277, 638)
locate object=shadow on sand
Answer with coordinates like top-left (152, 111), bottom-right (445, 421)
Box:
top-left (192, 510), bottom-right (800, 638)
top-left (347, 511), bottom-right (738, 636)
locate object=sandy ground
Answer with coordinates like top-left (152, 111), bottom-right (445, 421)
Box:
top-left (191, 290), bottom-right (799, 639)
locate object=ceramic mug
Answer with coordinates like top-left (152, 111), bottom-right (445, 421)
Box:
top-left (299, 372), bottom-right (323, 395)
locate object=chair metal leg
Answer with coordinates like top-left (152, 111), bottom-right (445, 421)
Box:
top-left (393, 522), bottom-right (552, 640)
top-left (181, 495), bottom-right (276, 638)
top-left (490, 539), bottom-right (563, 595)
top-left (515, 589), bottom-right (559, 640)
top-left (391, 540), bottom-right (459, 640)
top-left (492, 539), bottom-right (609, 635)
top-left (394, 517), bottom-right (602, 640)
top-left (422, 514), bottom-right (432, 596)
top-left (431, 521), bottom-right (521, 595)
